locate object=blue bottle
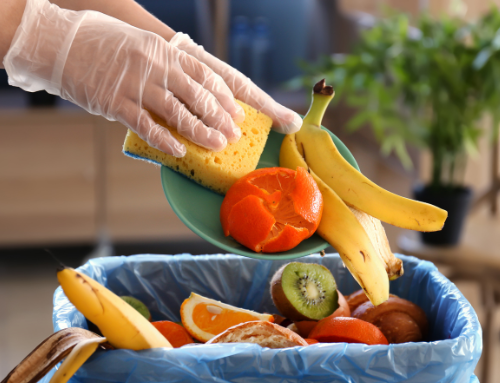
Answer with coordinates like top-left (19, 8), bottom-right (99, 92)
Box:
top-left (229, 16), bottom-right (251, 77)
top-left (250, 17), bottom-right (271, 90)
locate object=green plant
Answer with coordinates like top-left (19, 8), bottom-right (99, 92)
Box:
top-left (294, 9), bottom-right (500, 189)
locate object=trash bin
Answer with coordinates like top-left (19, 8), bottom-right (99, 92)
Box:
top-left (45, 253), bottom-right (481, 383)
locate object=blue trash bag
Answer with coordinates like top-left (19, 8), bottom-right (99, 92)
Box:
top-left (42, 253), bottom-right (482, 383)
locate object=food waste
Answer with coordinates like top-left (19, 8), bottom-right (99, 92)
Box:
top-left (220, 80), bottom-right (446, 307)
top-left (220, 167), bottom-right (323, 253)
top-left (3, 80), bottom-right (440, 383)
top-left (2, 261), bottom-right (429, 383)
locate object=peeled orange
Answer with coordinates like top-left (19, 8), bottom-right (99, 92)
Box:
top-left (180, 293), bottom-right (274, 342)
top-left (220, 167), bottom-right (323, 253)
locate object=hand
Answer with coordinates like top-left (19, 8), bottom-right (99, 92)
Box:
top-left (170, 32), bottom-right (303, 135)
top-left (3, 0), bottom-right (245, 157)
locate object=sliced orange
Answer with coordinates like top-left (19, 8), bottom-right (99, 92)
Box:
top-left (180, 293), bottom-right (274, 342)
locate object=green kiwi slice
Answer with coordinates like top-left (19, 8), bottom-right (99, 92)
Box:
top-left (121, 296), bottom-right (151, 321)
top-left (270, 262), bottom-right (338, 321)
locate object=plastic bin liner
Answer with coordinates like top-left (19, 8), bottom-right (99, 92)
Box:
top-left (43, 253), bottom-right (481, 383)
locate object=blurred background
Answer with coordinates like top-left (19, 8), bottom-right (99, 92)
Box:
top-left (1, 0), bottom-right (500, 381)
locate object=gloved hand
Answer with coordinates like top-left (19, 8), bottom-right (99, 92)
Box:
top-left (170, 32), bottom-right (303, 135)
top-left (3, 0), bottom-right (245, 157)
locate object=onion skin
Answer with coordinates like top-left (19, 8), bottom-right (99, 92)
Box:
top-left (352, 297), bottom-right (428, 343)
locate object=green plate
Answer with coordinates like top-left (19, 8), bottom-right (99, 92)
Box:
top-left (161, 128), bottom-right (359, 260)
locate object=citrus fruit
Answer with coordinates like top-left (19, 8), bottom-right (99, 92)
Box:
top-left (220, 166), bottom-right (323, 253)
top-left (309, 316), bottom-right (388, 345)
top-left (151, 321), bottom-right (194, 348)
top-left (180, 293), bottom-right (274, 342)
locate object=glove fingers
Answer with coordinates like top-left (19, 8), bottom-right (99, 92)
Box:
top-left (122, 100), bottom-right (186, 157)
top-left (230, 74), bottom-right (303, 134)
top-left (160, 91), bottom-right (228, 152)
top-left (178, 48), bottom-right (245, 124)
top-left (250, 93), bottom-right (303, 135)
top-left (164, 70), bottom-right (241, 144)
top-left (173, 36), bottom-right (302, 134)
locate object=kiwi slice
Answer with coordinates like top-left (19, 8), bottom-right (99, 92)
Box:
top-left (270, 262), bottom-right (338, 321)
top-left (121, 296), bottom-right (151, 321)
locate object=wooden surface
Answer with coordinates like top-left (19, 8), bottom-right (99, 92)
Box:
top-left (398, 206), bottom-right (500, 273)
top-left (0, 110), bottom-right (96, 245)
top-left (0, 108), bottom-right (198, 246)
top-left (487, 306), bottom-right (500, 382)
top-left (0, 269), bottom-right (58, 378)
top-left (103, 120), bottom-right (198, 242)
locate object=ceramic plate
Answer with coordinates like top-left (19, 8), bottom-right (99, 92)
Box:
top-left (161, 128), bottom-right (359, 260)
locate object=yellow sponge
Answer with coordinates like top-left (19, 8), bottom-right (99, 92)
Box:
top-left (123, 101), bottom-right (273, 195)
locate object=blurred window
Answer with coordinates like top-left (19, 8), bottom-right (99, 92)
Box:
top-left (137, 0), bottom-right (198, 42)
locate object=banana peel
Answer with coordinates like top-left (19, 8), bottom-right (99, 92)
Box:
top-left (291, 79), bottom-right (406, 281)
top-left (348, 207), bottom-right (403, 280)
top-left (280, 133), bottom-right (390, 306)
top-left (3, 264), bottom-right (173, 383)
top-left (57, 267), bottom-right (172, 350)
top-left (1, 328), bottom-right (106, 383)
top-left (50, 335), bottom-right (107, 383)
top-left (295, 80), bottom-right (447, 233)
top-left (279, 79), bottom-right (411, 305)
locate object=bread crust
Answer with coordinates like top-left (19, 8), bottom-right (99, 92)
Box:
top-left (206, 321), bottom-right (308, 348)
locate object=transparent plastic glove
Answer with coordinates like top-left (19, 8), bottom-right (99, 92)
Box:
top-left (170, 32), bottom-right (303, 135)
top-left (3, 0), bottom-right (245, 157)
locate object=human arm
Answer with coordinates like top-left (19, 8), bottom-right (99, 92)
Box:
top-left (50, 0), bottom-right (176, 42)
top-left (2, 0), bottom-right (244, 157)
top-left (48, 0), bottom-right (303, 134)
top-left (171, 33), bottom-right (302, 134)
top-left (0, 0), bottom-right (27, 68)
